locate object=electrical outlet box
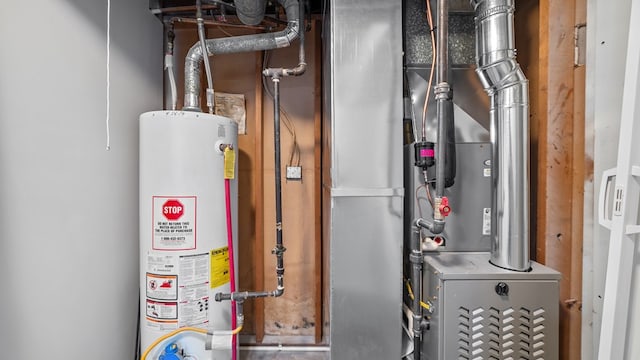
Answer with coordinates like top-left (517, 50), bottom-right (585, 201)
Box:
top-left (286, 166), bottom-right (302, 180)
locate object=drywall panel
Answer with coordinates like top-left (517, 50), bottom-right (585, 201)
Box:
top-left (0, 1), bottom-right (161, 359)
top-left (583, 0), bottom-right (634, 358)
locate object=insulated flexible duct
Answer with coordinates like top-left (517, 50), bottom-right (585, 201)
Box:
top-left (471, 0), bottom-right (530, 271)
top-left (183, 0), bottom-right (300, 111)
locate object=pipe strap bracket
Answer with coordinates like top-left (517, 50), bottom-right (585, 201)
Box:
top-left (475, 4), bottom-right (513, 22)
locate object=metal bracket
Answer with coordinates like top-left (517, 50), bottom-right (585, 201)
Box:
top-left (574, 23), bottom-right (587, 67)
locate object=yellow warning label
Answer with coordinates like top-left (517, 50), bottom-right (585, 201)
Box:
top-left (224, 147), bottom-right (235, 179)
top-left (210, 246), bottom-right (230, 289)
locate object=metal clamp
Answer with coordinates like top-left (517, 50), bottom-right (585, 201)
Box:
top-left (433, 82), bottom-right (451, 101)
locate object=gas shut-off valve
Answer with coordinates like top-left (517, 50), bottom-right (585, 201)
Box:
top-left (439, 197), bottom-right (451, 217)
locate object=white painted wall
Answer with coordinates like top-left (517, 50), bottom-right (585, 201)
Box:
top-left (583, 0), bottom-right (640, 358)
top-left (0, 1), bottom-right (161, 359)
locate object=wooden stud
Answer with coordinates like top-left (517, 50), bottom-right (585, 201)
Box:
top-left (535, 0), bottom-right (583, 358)
top-left (254, 50), bottom-right (266, 343)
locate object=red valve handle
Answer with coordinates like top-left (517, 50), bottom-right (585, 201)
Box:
top-left (439, 196), bottom-right (451, 217)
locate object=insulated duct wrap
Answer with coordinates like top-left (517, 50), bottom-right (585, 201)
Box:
top-left (471, 0), bottom-right (530, 271)
top-left (183, 0), bottom-right (300, 111)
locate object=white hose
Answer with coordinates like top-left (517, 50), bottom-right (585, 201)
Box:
top-left (421, 236), bottom-right (442, 251)
top-left (165, 54), bottom-right (178, 110)
top-left (196, 0), bottom-right (214, 114)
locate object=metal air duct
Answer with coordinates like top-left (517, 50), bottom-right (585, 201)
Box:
top-left (471, 0), bottom-right (530, 271)
top-left (234, 0), bottom-right (267, 26)
top-left (183, 0), bottom-right (300, 111)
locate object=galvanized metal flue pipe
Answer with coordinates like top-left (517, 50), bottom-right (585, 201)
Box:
top-left (183, 0), bottom-right (300, 111)
top-left (471, 0), bottom-right (530, 272)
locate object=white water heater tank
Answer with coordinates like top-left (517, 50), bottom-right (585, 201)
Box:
top-left (139, 111), bottom-right (238, 359)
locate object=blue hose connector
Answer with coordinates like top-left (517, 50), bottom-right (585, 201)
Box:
top-left (158, 343), bottom-right (182, 360)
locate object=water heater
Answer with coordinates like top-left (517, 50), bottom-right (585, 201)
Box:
top-left (139, 111), bottom-right (238, 359)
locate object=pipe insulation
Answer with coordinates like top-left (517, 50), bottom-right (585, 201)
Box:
top-left (434, 0), bottom-right (457, 215)
top-left (183, 0), bottom-right (300, 111)
top-left (471, 0), bottom-right (530, 271)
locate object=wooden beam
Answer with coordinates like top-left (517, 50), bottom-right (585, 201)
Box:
top-left (313, 20), bottom-right (324, 344)
top-left (253, 50), bottom-right (266, 343)
top-left (535, 0), bottom-right (583, 358)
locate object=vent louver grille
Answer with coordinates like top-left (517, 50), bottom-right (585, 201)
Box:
top-left (457, 306), bottom-right (546, 360)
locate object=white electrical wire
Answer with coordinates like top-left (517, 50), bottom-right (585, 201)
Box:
top-left (105, 0), bottom-right (111, 150)
top-left (196, 0), bottom-right (215, 114)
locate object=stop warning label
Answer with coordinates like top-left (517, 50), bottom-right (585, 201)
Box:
top-left (153, 196), bottom-right (197, 250)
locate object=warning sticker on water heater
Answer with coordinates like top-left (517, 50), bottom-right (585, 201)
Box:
top-left (146, 273), bottom-right (178, 301)
top-left (146, 300), bottom-right (178, 321)
top-left (178, 253), bottom-right (210, 327)
top-left (210, 246), bottom-right (230, 289)
top-left (152, 196), bottom-right (197, 250)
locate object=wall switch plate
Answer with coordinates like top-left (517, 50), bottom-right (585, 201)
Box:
top-left (286, 166), bottom-right (302, 180)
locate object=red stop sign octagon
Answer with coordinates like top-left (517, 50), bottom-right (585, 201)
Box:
top-left (162, 199), bottom-right (184, 221)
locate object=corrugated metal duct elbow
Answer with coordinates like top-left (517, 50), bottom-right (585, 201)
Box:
top-left (471, 0), bottom-right (531, 272)
top-left (183, 0), bottom-right (300, 111)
